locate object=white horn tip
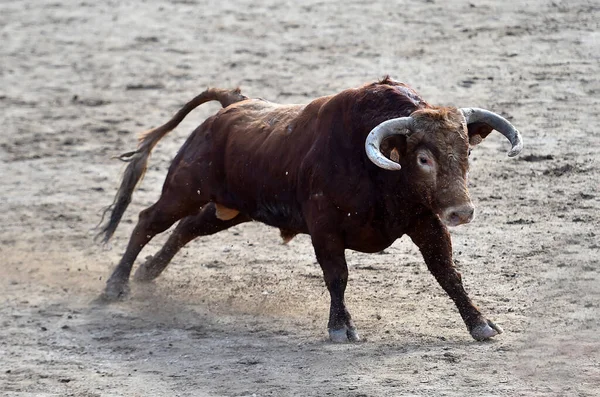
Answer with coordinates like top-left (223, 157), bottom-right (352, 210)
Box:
top-left (507, 140), bottom-right (523, 157)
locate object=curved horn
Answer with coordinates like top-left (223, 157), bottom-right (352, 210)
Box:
top-left (460, 108), bottom-right (523, 157)
top-left (365, 117), bottom-right (414, 170)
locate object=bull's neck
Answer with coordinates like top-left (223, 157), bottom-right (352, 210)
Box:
top-left (374, 171), bottom-right (429, 240)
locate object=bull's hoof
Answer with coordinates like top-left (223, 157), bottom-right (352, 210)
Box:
top-left (329, 326), bottom-right (360, 343)
top-left (470, 320), bottom-right (503, 341)
top-left (99, 280), bottom-right (130, 302)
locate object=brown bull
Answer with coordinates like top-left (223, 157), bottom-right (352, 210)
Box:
top-left (98, 77), bottom-right (522, 343)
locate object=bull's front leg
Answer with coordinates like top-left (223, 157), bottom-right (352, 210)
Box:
top-left (310, 232), bottom-right (360, 343)
top-left (407, 214), bottom-right (503, 341)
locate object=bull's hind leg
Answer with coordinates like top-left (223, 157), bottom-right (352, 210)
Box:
top-left (102, 194), bottom-right (205, 301)
top-left (407, 214), bottom-right (503, 341)
top-left (134, 203), bottom-right (251, 282)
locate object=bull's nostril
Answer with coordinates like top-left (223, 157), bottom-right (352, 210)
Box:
top-left (450, 212), bottom-right (461, 223)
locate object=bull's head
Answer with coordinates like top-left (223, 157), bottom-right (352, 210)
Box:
top-left (365, 108), bottom-right (522, 227)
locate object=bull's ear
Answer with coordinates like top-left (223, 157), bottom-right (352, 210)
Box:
top-left (379, 135), bottom-right (405, 163)
top-left (467, 122), bottom-right (494, 146)
top-left (390, 148), bottom-right (400, 163)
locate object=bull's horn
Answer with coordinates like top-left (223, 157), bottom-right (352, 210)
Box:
top-left (365, 117), bottom-right (414, 170)
top-left (460, 108), bottom-right (523, 157)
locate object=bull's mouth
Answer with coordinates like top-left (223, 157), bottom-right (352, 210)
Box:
top-left (440, 204), bottom-right (475, 227)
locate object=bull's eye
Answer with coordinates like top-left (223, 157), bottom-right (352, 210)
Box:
top-left (468, 148), bottom-right (472, 157)
top-left (416, 151), bottom-right (434, 172)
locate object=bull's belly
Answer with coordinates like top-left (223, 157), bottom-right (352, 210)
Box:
top-left (248, 200), bottom-right (307, 233)
top-left (218, 191), bottom-right (402, 252)
top-left (343, 228), bottom-right (399, 253)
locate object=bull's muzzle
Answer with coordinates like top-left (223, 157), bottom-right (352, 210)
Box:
top-left (441, 204), bottom-right (475, 227)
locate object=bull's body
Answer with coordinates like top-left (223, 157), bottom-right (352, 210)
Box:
top-left (170, 86), bottom-right (422, 252)
top-left (99, 77), bottom-right (522, 342)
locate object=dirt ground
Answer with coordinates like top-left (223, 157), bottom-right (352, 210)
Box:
top-left (1, 0), bottom-right (599, 395)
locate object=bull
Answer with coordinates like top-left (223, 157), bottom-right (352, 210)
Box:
top-left (98, 77), bottom-right (522, 343)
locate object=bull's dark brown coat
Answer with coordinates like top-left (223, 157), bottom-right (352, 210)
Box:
top-left (99, 77), bottom-right (518, 342)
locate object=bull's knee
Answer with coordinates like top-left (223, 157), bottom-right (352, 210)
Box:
top-left (137, 206), bottom-right (176, 235)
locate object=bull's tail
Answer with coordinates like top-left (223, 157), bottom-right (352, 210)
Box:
top-left (96, 87), bottom-right (247, 243)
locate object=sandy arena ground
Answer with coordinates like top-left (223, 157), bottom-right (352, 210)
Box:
top-left (1, 0), bottom-right (599, 395)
